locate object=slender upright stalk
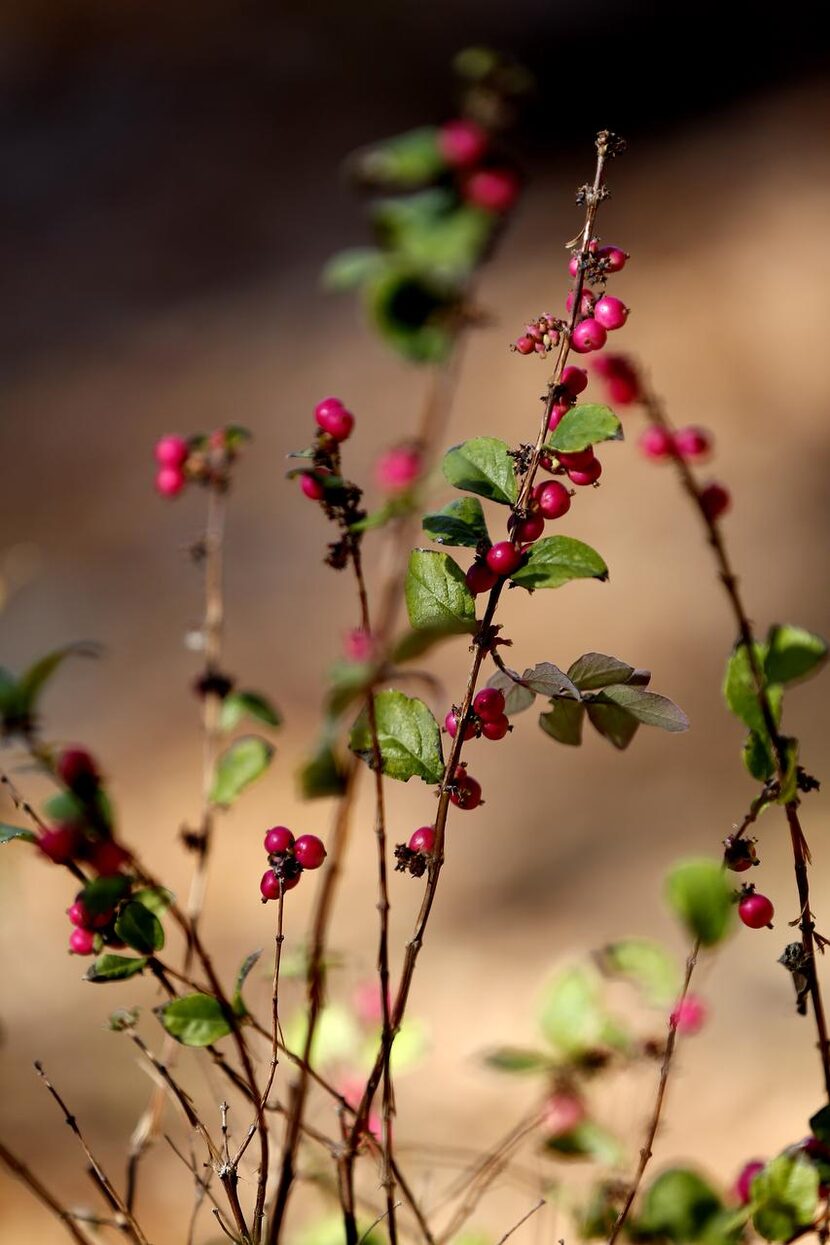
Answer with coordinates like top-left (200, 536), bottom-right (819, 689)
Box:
top-left (0, 1137), bottom-right (95, 1245)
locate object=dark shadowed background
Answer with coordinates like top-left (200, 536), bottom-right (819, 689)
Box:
top-left (2, 3), bottom-right (830, 1242)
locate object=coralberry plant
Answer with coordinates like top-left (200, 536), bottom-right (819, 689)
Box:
top-left (1, 53), bottom-right (828, 1245)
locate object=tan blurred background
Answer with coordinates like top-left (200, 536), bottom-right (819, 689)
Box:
top-left (2, 3), bottom-right (830, 1242)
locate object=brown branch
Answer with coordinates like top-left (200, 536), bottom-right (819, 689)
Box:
top-left (494, 1198), bottom-right (546, 1245)
top-left (0, 1136), bottom-right (94, 1245)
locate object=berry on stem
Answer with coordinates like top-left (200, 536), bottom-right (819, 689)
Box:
top-left (155, 467), bottom-right (186, 498)
top-left (639, 427), bottom-right (675, 461)
top-left (294, 834), bottom-right (327, 870)
top-left (674, 426), bottom-right (712, 461)
top-left (154, 435), bottom-right (189, 468)
top-left (473, 688), bottom-right (505, 722)
top-left (69, 927), bottom-right (96, 956)
top-left (700, 482), bottom-right (731, 522)
top-left (482, 714), bottom-right (510, 741)
top-left (466, 561), bottom-right (499, 596)
top-left (301, 474), bottom-right (326, 501)
top-left (485, 541), bottom-right (523, 577)
top-left (670, 994), bottom-right (707, 1035)
top-left (596, 244), bottom-right (628, 272)
top-left (264, 826), bottom-right (295, 854)
top-left (450, 769), bottom-right (482, 810)
top-left (566, 288), bottom-right (595, 317)
top-left (535, 480), bottom-right (571, 520)
top-left (514, 512), bottom-right (545, 543)
top-left (445, 711), bottom-right (476, 741)
top-left (89, 841), bottom-right (129, 877)
top-left (561, 365), bottom-right (588, 396)
top-left (738, 891), bottom-right (774, 929)
top-left (38, 825), bottom-right (80, 865)
top-left (438, 118), bottom-right (488, 167)
top-left (56, 747), bottom-right (99, 793)
top-left (261, 868), bottom-right (301, 900)
top-left (464, 168), bottom-right (520, 214)
top-left (408, 826), bottom-right (435, 854)
top-left (315, 399), bottom-right (354, 442)
top-left (67, 900), bottom-right (111, 931)
top-left (568, 459), bottom-right (603, 486)
top-left (375, 445), bottom-right (421, 494)
top-left (513, 335), bottom-right (536, 356)
top-left (593, 295), bottom-right (629, 331)
top-left (571, 318), bottom-right (607, 354)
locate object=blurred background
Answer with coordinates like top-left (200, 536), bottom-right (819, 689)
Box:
top-left (2, 2), bottom-right (830, 1242)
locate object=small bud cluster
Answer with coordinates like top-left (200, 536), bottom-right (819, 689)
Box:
top-left (511, 240), bottom-right (630, 359)
top-left (395, 825), bottom-right (436, 878)
top-left (260, 825), bottom-right (327, 900)
top-left (154, 426), bottom-right (248, 498)
top-left (511, 313), bottom-right (565, 358)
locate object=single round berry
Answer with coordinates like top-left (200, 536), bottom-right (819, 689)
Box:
top-left (408, 826), bottom-right (435, 854)
top-left (485, 541), bottom-right (523, 577)
top-left (450, 771), bottom-right (482, 810)
top-left (438, 118), bottom-right (488, 167)
top-left (561, 365), bottom-right (588, 396)
top-left (444, 710), bottom-right (476, 741)
top-left (57, 747), bottom-right (99, 792)
top-left (90, 841), bottom-right (129, 877)
top-left (596, 245), bottom-right (628, 272)
top-left (154, 435), bottom-right (189, 468)
top-left (473, 688), bottom-right (506, 722)
top-left (670, 994), bottom-right (707, 1036)
top-left (38, 825), bottom-right (80, 865)
top-left (739, 892), bottom-right (774, 928)
top-left (555, 448), bottom-right (595, 471)
top-left (316, 401), bottom-right (354, 442)
top-left (260, 869), bottom-right (281, 901)
top-left (155, 466), bottom-right (186, 498)
top-left (566, 287), bottom-right (595, 317)
top-left (294, 834), bottom-right (327, 870)
top-left (514, 335), bottom-right (536, 356)
top-left (514, 512), bottom-right (545, 543)
top-left (639, 427), bottom-right (675, 461)
top-left (571, 318), bottom-right (608, 354)
top-left (375, 446), bottom-right (421, 494)
top-left (542, 1092), bottom-right (586, 1138)
top-left (535, 480), bottom-right (572, 520)
top-left (464, 168), bottom-right (520, 214)
top-left (674, 426), bottom-right (712, 461)
top-left (69, 927), bottom-right (96, 956)
top-left (301, 474), bottom-right (326, 501)
top-left (734, 1161), bottom-right (766, 1206)
top-left (482, 714), bottom-right (510, 741)
top-left (568, 459), bottom-right (603, 486)
top-left (264, 826), bottom-right (295, 855)
top-left (700, 482), bottom-right (731, 522)
top-left (593, 295), bottom-right (630, 331)
top-left (465, 561), bottom-right (499, 596)
top-left (315, 396), bottom-right (344, 421)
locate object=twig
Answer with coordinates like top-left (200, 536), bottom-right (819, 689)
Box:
top-left (359, 1201), bottom-right (403, 1245)
top-left (0, 1136), bottom-right (94, 1245)
top-left (494, 1198), bottom-right (546, 1245)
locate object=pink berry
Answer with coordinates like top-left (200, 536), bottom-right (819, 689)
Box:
top-left (566, 287), bottom-right (595, 317)
top-left (69, 927), bottom-right (96, 956)
top-left (67, 900), bottom-right (111, 931)
top-left (438, 118), bottom-right (488, 167)
top-left (89, 841), bottom-right (129, 877)
top-left (38, 825), bottom-right (80, 865)
top-left (482, 714), bottom-right (510, 741)
top-left (555, 448), bottom-right (595, 471)
top-left (514, 335), bottom-right (536, 356)
top-left (445, 710), bottom-right (475, 741)
top-left (408, 826), bottom-right (435, 854)
top-left (473, 688), bottom-right (506, 722)
top-left (734, 1161), bottom-right (766, 1205)
top-left (155, 466), bottom-right (186, 497)
top-left (571, 318), bottom-right (607, 354)
top-left (700, 482), bottom-right (731, 522)
top-left (154, 435), bottom-right (189, 468)
top-left (535, 480), bottom-right (572, 520)
top-left (57, 747), bottom-right (99, 792)
top-left (548, 397), bottom-right (574, 431)
top-left (316, 401), bottom-right (354, 442)
top-left (739, 892), bottom-right (774, 929)
top-left (465, 561), bottom-right (498, 596)
top-left (674, 426), bottom-right (712, 461)
top-left (343, 628), bottom-right (375, 662)
top-left (301, 474), bottom-right (326, 501)
top-left (464, 168), bottom-right (520, 214)
top-left (593, 295), bottom-right (629, 331)
top-left (515, 512), bottom-right (545, 543)
top-left (315, 396), bottom-right (344, 420)
top-left (376, 445), bottom-right (421, 494)
top-left (260, 869), bottom-right (281, 900)
top-left (568, 241), bottom-right (597, 278)
top-left (670, 994), bottom-right (707, 1036)
top-left (561, 366), bottom-right (588, 396)
top-left (596, 245), bottom-right (628, 272)
top-left (608, 374), bottom-right (640, 405)
top-left (542, 1092), bottom-right (586, 1138)
top-left (294, 834), bottom-right (327, 870)
top-left (485, 541), bottom-right (523, 577)
top-left (639, 427), bottom-right (675, 461)
top-left (450, 770), bottom-right (482, 810)
top-left (568, 460), bottom-right (603, 486)
top-left (264, 826), bottom-right (295, 855)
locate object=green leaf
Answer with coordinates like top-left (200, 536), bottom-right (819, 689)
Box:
top-left (442, 437), bottom-right (518, 506)
top-left (114, 902), bottom-right (164, 955)
top-left (219, 690), bottom-right (281, 732)
top-left (405, 550), bottom-right (477, 635)
top-left (232, 949), bottom-right (263, 1018)
top-left (539, 700), bottom-right (585, 746)
top-left (544, 1120), bottom-right (624, 1165)
top-left (157, 994), bottom-right (232, 1047)
top-left (510, 536), bottom-right (608, 590)
top-left (591, 685), bottom-right (689, 732)
top-left (350, 690), bottom-right (444, 784)
top-left (298, 738), bottom-right (349, 800)
top-left (521, 662), bottom-right (580, 700)
top-left (365, 268), bottom-right (455, 364)
top-left (210, 736), bottom-right (274, 807)
top-left (724, 643), bottom-right (782, 737)
top-left (638, 1168), bottom-right (723, 1242)
top-left (357, 126), bottom-right (445, 187)
top-left (322, 247), bottom-right (385, 291)
top-left (326, 660), bottom-right (375, 718)
top-left (0, 823), bottom-right (37, 845)
top-left (80, 875), bottom-right (130, 917)
top-left (743, 730), bottom-right (776, 782)
top-left (765, 625), bottom-right (828, 686)
top-left (422, 497), bottom-right (490, 548)
top-left (600, 938), bottom-right (682, 1006)
top-left (751, 1155), bottom-right (819, 1242)
top-left (567, 653), bottom-right (636, 691)
top-left (132, 887), bottom-right (174, 916)
top-left (486, 669), bottom-right (536, 715)
top-left (539, 965), bottom-right (628, 1057)
top-left (43, 788), bottom-right (114, 832)
top-left (482, 1046), bottom-right (554, 1075)
top-left (15, 642), bottom-right (100, 714)
top-left (585, 701), bottom-right (639, 750)
top-left (85, 954), bottom-right (148, 984)
top-left (776, 737), bottom-right (799, 805)
top-left (548, 404), bottom-right (622, 453)
top-left (665, 858), bottom-right (735, 947)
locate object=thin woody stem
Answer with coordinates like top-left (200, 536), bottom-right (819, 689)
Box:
top-left (0, 1136), bottom-right (95, 1245)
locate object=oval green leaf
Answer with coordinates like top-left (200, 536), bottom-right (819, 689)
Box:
top-left (442, 437), bottom-right (518, 505)
top-left (510, 536), bottom-right (608, 591)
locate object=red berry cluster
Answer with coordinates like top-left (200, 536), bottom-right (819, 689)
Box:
top-left (511, 241), bottom-right (630, 359)
top-left (511, 313), bottom-right (563, 358)
top-left (445, 687), bottom-right (511, 744)
top-left (259, 826), bottom-right (327, 900)
top-left (298, 396), bottom-right (356, 502)
top-left (154, 426), bottom-right (247, 498)
top-left (438, 118), bottom-right (520, 215)
top-left (66, 895), bottom-right (122, 957)
top-left (37, 747), bottom-right (129, 879)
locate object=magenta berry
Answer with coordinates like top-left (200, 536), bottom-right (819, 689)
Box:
top-left (515, 512), bottom-right (545, 543)
top-left (571, 318), bottom-right (607, 354)
top-left (260, 869), bottom-right (281, 901)
top-left (734, 1161), bottom-right (766, 1205)
top-left (596, 244), bottom-right (628, 272)
top-left (485, 541), bottom-right (523, 577)
top-left (555, 448), bottom-right (595, 471)
top-left (464, 168), bottom-right (520, 214)
top-left (38, 825), bottom-right (80, 865)
top-left (57, 747), bottom-right (99, 793)
top-left (445, 710), bottom-right (475, 741)
top-left (700, 482), bottom-right (731, 522)
top-left (375, 445), bottom-right (421, 494)
top-left (264, 826), bottom-right (295, 854)
top-left (154, 435), bottom-right (189, 468)
top-left (465, 561), bottom-right (498, 596)
top-left (482, 714), bottom-right (510, 741)
top-left (548, 397), bottom-right (574, 430)
top-left (69, 927), bottom-right (96, 956)
top-left (608, 373), bottom-right (640, 405)
top-left (568, 459), bottom-right (603, 486)
top-left (514, 335), bottom-right (536, 356)
top-left (670, 994), bottom-right (707, 1036)
top-left (301, 474), bottom-right (326, 501)
top-left (473, 688), bottom-right (506, 722)
top-left (561, 365), bottom-right (588, 396)
top-left (89, 841), bottom-right (129, 877)
top-left (450, 770), bottom-right (482, 810)
top-left (639, 426), bottom-right (675, 461)
top-left (408, 826), bottom-right (435, 854)
top-left (593, 295), bottom-right (629, 331)
top-left (566, 287), bottom-right (595, 317)
top-left (674, 426), bottom-right (712, 461)
top-left (739, 891), bottom-right (774, 929)
top-left (155, 466), bottom-right (186, 498)
top-left (542, 1092), bottom-right (586, 1138)
top-left (67, 900), bottom-right (111, 931)
top-left (294, 834), bottom-right (327, 870)
top-left (535, 480), bottom-right (572, 520)
top-left (438, 118), bottom-right (488, 168)
top-left (315, 400), bottom-right (354, 442)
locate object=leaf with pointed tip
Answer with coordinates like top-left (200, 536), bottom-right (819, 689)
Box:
top-left (482, 1047), bottom-right (554, 1074)
top-left (723, 643), bottom-right (781, 736)
top-left (510, 536), bottom-right (608, 591)
top-left (80, 875), bottom-right (131, 917)
top-left (219, 690), bottom-right (281, 732)
top-left (442, 437), bottom-right (518, 506)
top-left (405, 550), bottom-right (477, 635)
top-left (349, 690), bottom-right (444, 784)
top-left (422, 497), bottom-right (490, 548)
top-left (539, 700), bottom-right (585, 746)
top-left (0, 823), bottom-right (37, 845)
top-left (567, 653), bottom-right (635, 691)
top-left (547, 403), bottom-right (622, 453)
top-left (114, 902), bottom-right (165, 955)
top-left (665, 858), bottom-right (735, 947)
top-left (85, 954), bottom-right (148, 984)
top-left (521, 662), bottom-right (580, 700)
top-left (743, 729), bottom-right (776, 782)
top-left (592, 685), bottom-right (689, 732)
top-left (544, 1121), bottom-right (624, 1165)
top-left (16, 642), bottom-right (100, 712)
top-left (486, 669), bottom-right (536, 715)
top-left (157, 994), bottom-right (232, 1047)
top-left (232, 949), bottom-right (263, 1018)
top-left (764, 624), bottom-right (828, 686)
top-left (210, 736), bottom-right (274, 807)
top-left (586, 701), bottom-right (640, 749)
